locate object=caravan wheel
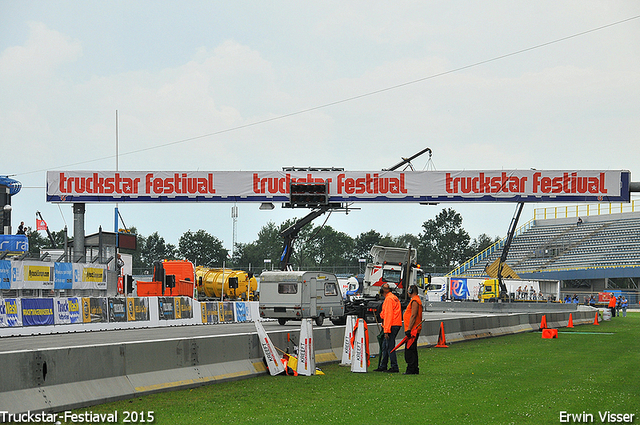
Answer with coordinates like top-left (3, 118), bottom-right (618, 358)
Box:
top-left (278, 318), bottom-right (287, 325)
top-left (315, 315), bottom-right (324, 326)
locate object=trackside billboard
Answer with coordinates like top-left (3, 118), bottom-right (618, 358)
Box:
top-left (46, 170), bottom-right (631, 203)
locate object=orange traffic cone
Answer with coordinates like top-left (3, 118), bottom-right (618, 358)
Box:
top-left (594, 311), bottom-right (599, 325)
top-left (567, 313), bottom-right (574, 328)
top-left (435, 321), bottom-right (448, 348)
top-left (540, 314), bottom-right (547, 330)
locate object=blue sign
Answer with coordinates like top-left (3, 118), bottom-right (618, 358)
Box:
top-left (68, 298), bottom-right (81, 323)
top-left (4, 299), bottom-right (19, 326)
top-left (54, 262), bottom-right (73, 289)
top-left (0, 235), bottom-right (28, 252)
top-left (450, 278), bottom-right (470, 300)
top-left (235, 302), bottom-right (247, 322)
top-left (0, 260), bottom-right (10, 289)
top-left (21, 298), bottom-right (54, 326)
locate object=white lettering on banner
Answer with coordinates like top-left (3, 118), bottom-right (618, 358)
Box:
top-left (47, 170), bottom-right (629, 202)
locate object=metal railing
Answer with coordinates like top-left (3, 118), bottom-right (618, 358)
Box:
top-left (534, 201), bottom-right (638, 220)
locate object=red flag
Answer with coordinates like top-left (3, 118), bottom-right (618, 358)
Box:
top-left (36, 219), bottom-right (47, 231)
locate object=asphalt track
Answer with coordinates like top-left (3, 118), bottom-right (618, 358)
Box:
top-left (0, 311), bottom-right (490, 353)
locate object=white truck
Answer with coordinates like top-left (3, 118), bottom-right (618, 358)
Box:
top-left (339, 245), bottom-right (427, 322)
top-left (426, 277), bottom-right (560, 302)
top-left (258, 271), bottom-right (345, 326)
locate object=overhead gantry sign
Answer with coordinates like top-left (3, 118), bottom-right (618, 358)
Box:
top-left (47, 169), bottom-right (631, 204)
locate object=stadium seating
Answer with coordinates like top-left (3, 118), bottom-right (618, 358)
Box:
top-left (450, 209), bottom-right (640, 278)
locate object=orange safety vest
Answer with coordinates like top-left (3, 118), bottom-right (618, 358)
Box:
top-left (381, 292), bottom-right (402, 333)
top-left (608, 296), bottom-right (617, 308)
top-left (404, 295), bottom-right (423, 334)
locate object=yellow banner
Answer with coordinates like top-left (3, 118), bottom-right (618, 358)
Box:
top-left (127, 298), bottom-right (135, 321)
top-left (24, 265), bottom-right (51, 281)
top-left (82, 298), bottom-right (91, 323)
top-left (82, 267), bottom-right (104, 283)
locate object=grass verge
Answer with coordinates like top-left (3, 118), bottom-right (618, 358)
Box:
top-left (66, 313), bottom-right (639, 425)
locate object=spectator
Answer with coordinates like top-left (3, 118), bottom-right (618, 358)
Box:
top-left (620, 296), bottom-right (628, 318)
top-left (16, 221), bottom-right (26, 235)
top-left (577, 217), bottom-right (583, 226)
top-left (589, 296), bottom-right (596, 307)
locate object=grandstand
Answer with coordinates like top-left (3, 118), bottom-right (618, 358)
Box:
top-left (448, 202), bottom-right (640, 303)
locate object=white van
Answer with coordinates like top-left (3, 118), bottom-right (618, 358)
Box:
top-left (258, 271), bottom-right (345, 326)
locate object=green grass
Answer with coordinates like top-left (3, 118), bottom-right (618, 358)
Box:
top-left (69, 314), bottom-right (640, 425)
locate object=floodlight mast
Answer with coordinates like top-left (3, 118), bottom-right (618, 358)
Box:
top-left (278, 147), bottom-right (432, 271)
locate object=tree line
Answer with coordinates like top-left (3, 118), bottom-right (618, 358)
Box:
top-left (26, 208), bottom-right (499, 276)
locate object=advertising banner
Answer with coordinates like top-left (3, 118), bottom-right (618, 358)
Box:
top-left (174, 297), bottom-right (192, 319)
top-left (126, 297), bottom-right (149, 321)
top-left (4, 298), bottom-right (20, 326)
top-left (74, 264), bottom-right (107, 290)
top-left (0, 234), bottom-right (28, 252)
top-left (235, 302), bottom-right (248, 322)
top-left (158, 297), bottom-right (175, 320)
top-left (450, 278), bottom-right (470, 300)
top-left (108, 298), bottom-right (127, 322)
top-left (13, 261), bottom-right (54, 290)
top-left (55, 298), bottom-right (70, 324)
top-left (47, 170), bottom-right (631, 204)
top-left (21, 298), bottom-right (55, 326)
top-left (82, 297), bottom-right (108, 323)
top-left (0, 260), bottom-right (10, 290)
top-left (219, 302), bottom-right (235, 323)
top-left (201, 302), bottom-right (219, 324)
top-left (0, 300), bottom-right (6, 327)
top-left (54, 262), bottom-right (73, 290)
top-left (68, 297), bottom-right (81, 323)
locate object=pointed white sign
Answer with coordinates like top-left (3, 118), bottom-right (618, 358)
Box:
top-left (351, 318), bottom-right (368, 373)
top-left (297, 318), bottom-right (316, 376)
top-left (340, 315), bottom-right (358, 365)
top-left (254, 320), bottom-right (285, 376)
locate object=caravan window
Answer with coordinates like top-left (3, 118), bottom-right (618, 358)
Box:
top-left (278, 283), bottom-right (298, 294)
top-left (324, 282), bottom-right (338, 296)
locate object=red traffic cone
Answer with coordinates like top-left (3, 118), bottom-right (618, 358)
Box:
top-left (567, 313), bottom-right (574, 328)
top-left (594, 311), bottom-right (599, 326)
top-left (435, 321), bottom-right (448, 348)
top-left (540, 314), bottom-right (548, 330)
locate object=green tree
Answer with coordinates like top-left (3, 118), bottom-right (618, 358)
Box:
top-left (469, 233), bottom-right (500, 257)
top-left (296, 225), bottom-right (354, 269)
top-left (419, 208), bottom-right (471, 273)
top-left (353, 230), bottom-right (383, 260)
top-left (178, 229), bottom-right (227, 266)
top-left (139, 231), bottom-right (176, 270)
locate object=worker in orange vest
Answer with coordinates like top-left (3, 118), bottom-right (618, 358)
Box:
top-left (403, 285), bottom-right (423, 375)
top-left (607, 294), bottom-right (617, 318)
top-left (374, 283), bottom-right (402, 373)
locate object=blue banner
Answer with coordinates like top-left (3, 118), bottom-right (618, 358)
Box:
top-left (5, 299), bottom-right (20, 326)
top-left (450, 278), bottom-right (470, 300)
top-left (0, 234), bottom-right (28, 252)
top-left (68, 297), bottom-right (81, 323)
top-left (54, 262), bottom-right (73, 289)
top-left (21, 298), bottom-right (54, 326)
top-left (235, 302), bottom-right (247, 322)
top-left (0, 260), bottom-right (10, 289)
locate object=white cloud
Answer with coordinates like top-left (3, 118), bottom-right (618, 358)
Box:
top-left (0, 21), bottom-right (81, 80)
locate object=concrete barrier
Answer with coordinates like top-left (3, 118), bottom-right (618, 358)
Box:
top-left (0, 310), bottom-right (596, 414)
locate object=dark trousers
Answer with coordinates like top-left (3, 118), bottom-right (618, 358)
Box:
top-left (404, 333), bottom-right (420, 374)
top-left (610, 307), bottom-right (616, 317)
top-left (379, 325), bottom-right (401, 370)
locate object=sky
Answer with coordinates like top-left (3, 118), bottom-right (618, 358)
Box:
top-left (1, 1), bottom-right (639, 256)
